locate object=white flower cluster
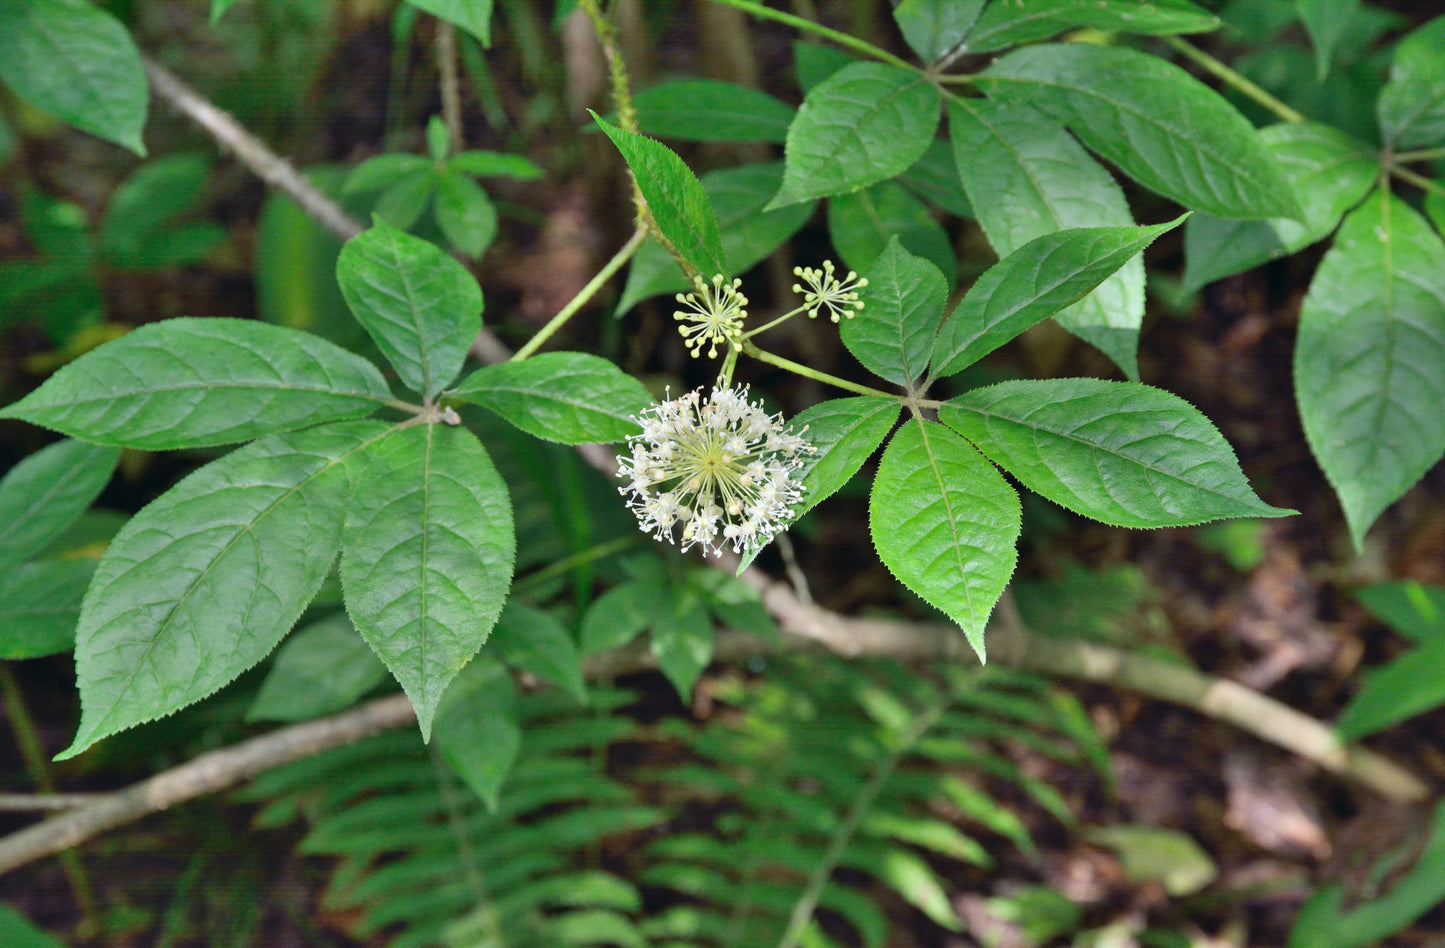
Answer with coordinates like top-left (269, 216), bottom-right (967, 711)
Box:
top-left (617, 386), bottom-right (812, 556)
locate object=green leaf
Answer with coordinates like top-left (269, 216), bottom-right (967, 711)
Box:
top-left (932, 218), bottom-right (1183, 379)
top-left (1335, 638), bottom-right (1445, 740)
top-left (340, 423), bottom-right (515, 740)
top-left (898, 139), bottom-right (974, 219)
top-left (446, 150), bottom-right (542, 179)
top-left (948, 99), bottom-right (1142, 379)
top-left (1182, 122), bottom-right (1378, 292)
top-left (1355, 581), bottom-right (1445, 643)
top-left (768, 62), bottom-right (941, 209)
top-left (1298, 0), bottom-right (1361, 80)
top-left (1085, 826), bottom-right (1217, 896)
top-left (793, 396), bottom-right (901, 520)
top-left (892, 0), bottom-right (984, 63)
top-left (618, 162), bottom-right (814, 313)
top-left (0, 559), bottom-right (96, 659)
top-left (1289, 799), bottom-right (1445, 948)
top-left (1294, 189), bottom-right (1445, 549)
top-left (841, 238), bottom-right (947, 387)
top-left (870, 419), bottom-right (1020, 660)
top-left (579, 578), bottom-right (662, 656)
top-left (337, 217), bottom-right (482, 399)
top-left (651, 584), bottom-right (713, 701)
top-left (433, 170), bottom-right (497, 258)
top-left (828, 181), bottom-right (957, 287)
top-left (967, 0), bottom-right (1220, 53)
top-left (734, 396), bottom-right (900, 575)
top-left (592, 112), bottom-right (728, 279)
top-left (0, 318), bottom-right (392, 449)
top-left (633, 79), bottom-right (794, 143)
top-left (342, 153), bottom-right (431, 194)
top-left (0, 438), bottom-right (118, 572)
top-left (978, 44), bottom-right (1300, 220)
top-left (1376, 14), bottom-right (1445, 149)
top-left (0, 904), bottom-right (63, 948)
top-left (450, 352), bottom-right (651, 444)
top-left (405, 0), bottom-right (493, 46)
top-left (941, 379), bottom-right (1295, 527)
top-left (246, 612), bottom-right (389, 722)
top-left (433, 655), bottom-right (520, 810)
top-left (100, 153), bottom-right (213, 266)
top-left (373, 171), bottom-right (434, 230)
top-left (489, 600), bottom-right (587, 702)
top-left (0, 0), bottom-right (147, 155)
top-left (57, 421), bottom-right (389, 760)
top-left (794, 39), bottom-right (855, 93)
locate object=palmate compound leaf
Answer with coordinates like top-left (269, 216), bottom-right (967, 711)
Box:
top-left (734, 396), bottom-right (901, 574)
top-left (0, 438), bottom-right (118, 572)
top-left (1295, 189), bottom-right (1445, 550)
top-left (948, 99), bottom-right (1144, 379)
top-left (340, 422), bottom-right (515, 740)
top-left (1376, 14), bottom-right (1445, 150)
top-left (57, 421), bottom-right (391, 760)
top-left (336, 217), bottom-right (482, 400)
top-left (449, 351), bottom-right (652, 444)
top-left (768, 62), bottom-right (941, 210)
top-left (977, 44), bottom-right (1301, 221)
top-left (0, 318), bottom-right (393, 450)
top-left (940, 379), bottom-right (1295, 528)
top-left (592, 112), bottom-right (729, 280)
top-left (870, 419), bottom-right (1021, 661)
top-left (0, 0), bottom-right (148, 155)
top-left (931, 217), bottom-right (1184, 380)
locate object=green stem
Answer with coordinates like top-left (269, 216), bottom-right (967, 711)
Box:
top-left (775, 700), bottom-right (946, 948)
top-left (513, 227), bottom-right (648, 361)
top-left (578, 0), bottom-right (640, 133)
top-left (510, 536), bottom-right (640, 595)
top-left (1163, 36), bottom-right (1306, 125)
top-left (1390, 162), bottom-right (1445, 199)
top-left (1394, 147), bottom-right (1445, 164)
top-left (741, 304), bottom-right (809, 341)
top-left (743, 343), bottom-right (898, 399)
top-left (708, 0), bottom-right (915, 71)
top-left (1, 664), bottom-right (100, 934)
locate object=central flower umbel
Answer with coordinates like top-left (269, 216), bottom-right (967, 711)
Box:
top-left (617, 386), bottom-right (811, 556)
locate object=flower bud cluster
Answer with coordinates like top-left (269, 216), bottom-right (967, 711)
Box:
top-left (617, 386), bottom-right (812, 556)
top-left (674, 274), bottom-right (747, 359)
top-left (792, 260), bottom-right (868, 322)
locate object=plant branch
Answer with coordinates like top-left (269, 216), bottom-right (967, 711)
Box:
top-left (511, 226), bottom-right (648, 360)
top-left (0, 694), bottom-right (417, 875)
top-left (436, 20), bottom-right (465, 154)
top-left (708, 0), bottom-right (914, 71)
top-left (743, 343), bottom-right (899, 398)
top-left (2, 597), bottom-right (1425, 875)
top-left (142, 56), bottom-right (364, 243)
top-left (1390, 162), bottom-right (1445, 199)
top-left (1163, 37), bottom-right (1306, 125)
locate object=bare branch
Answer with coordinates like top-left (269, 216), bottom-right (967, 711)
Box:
top-left (142, 56), bottom-right (363, 244)
top-left (0, 695), bottom-right (415, 875)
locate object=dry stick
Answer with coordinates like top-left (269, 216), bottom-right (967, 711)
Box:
top-left (2, 605), bottom-right (1425, 874)
top-left (0, 695), bottom-right (417, 875)
top-left (1, 48), bottom-right (1403, 878)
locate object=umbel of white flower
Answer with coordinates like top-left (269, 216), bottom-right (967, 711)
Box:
top-left (617, 386), bottom-right (812, 557)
